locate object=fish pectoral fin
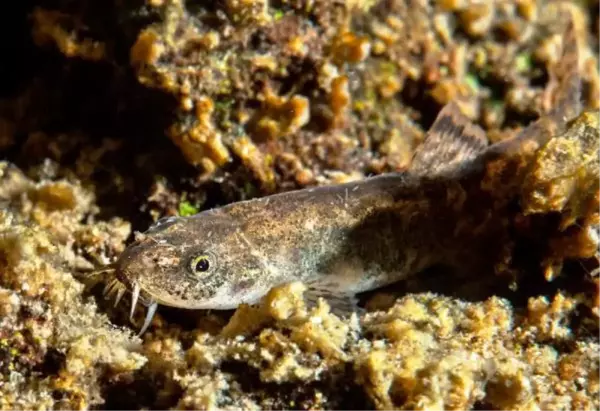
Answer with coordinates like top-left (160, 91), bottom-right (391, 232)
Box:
top-left (304, 283), bottom-right (364, 317)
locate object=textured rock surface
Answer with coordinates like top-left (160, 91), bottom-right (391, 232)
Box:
top-left (0, 1), bottom-right (597, 409)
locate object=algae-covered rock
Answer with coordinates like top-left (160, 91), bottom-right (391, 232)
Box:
top-left (22, 0), bottom-right (600, 191)
top-left (0, 0), bottom-right (597, 410)
top-left (0, 164), bottom-right (145, 410)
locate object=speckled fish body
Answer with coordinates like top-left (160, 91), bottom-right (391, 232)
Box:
top-left (114, 95), bottom-right (500, 317)
top-left (116, 171), bottom-right (449, 311)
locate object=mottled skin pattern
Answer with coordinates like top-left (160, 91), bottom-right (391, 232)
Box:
top-left (113, 19), bottom-right (583, 324)
top-left (114, 95), bottom-right (543, 313)
top-left (116, 172), bottom-right (454, 309)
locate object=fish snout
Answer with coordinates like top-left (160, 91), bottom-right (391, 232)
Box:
top-left (112, 241), bottom-right (161, 336)
top-left (114, 241), bottom-right (151, 286)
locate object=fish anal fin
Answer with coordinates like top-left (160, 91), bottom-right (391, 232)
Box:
top-left (304, 283), bottom-right (364, 317)
top-left (410, 102), bottom-right (488, 177)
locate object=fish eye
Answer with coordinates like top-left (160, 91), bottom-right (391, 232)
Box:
top-left (190, 254), bottom-right (212, 275)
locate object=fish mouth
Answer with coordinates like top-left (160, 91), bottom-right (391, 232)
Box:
top-left (99, 267), bottom-right (158, 337)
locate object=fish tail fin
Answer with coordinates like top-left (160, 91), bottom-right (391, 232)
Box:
top-left (410, 102), bottom-right (488, 177)
top-left (547, 17), bottom-right (582, 122)
top-left (487, 15), bottom-right (583, 158)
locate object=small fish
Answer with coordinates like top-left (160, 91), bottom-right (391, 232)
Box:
top-left (100, 19), bottom-right (583, 336)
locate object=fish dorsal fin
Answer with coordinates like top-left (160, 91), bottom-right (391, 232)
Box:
top-left (410, 102), bottom-right (488, 177)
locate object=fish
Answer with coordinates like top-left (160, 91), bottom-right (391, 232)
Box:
top-left (98, 18), bottom-right (583, 336)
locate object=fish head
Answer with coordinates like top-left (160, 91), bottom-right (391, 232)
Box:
top-left (115, 210), bottom-right (272, 310)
